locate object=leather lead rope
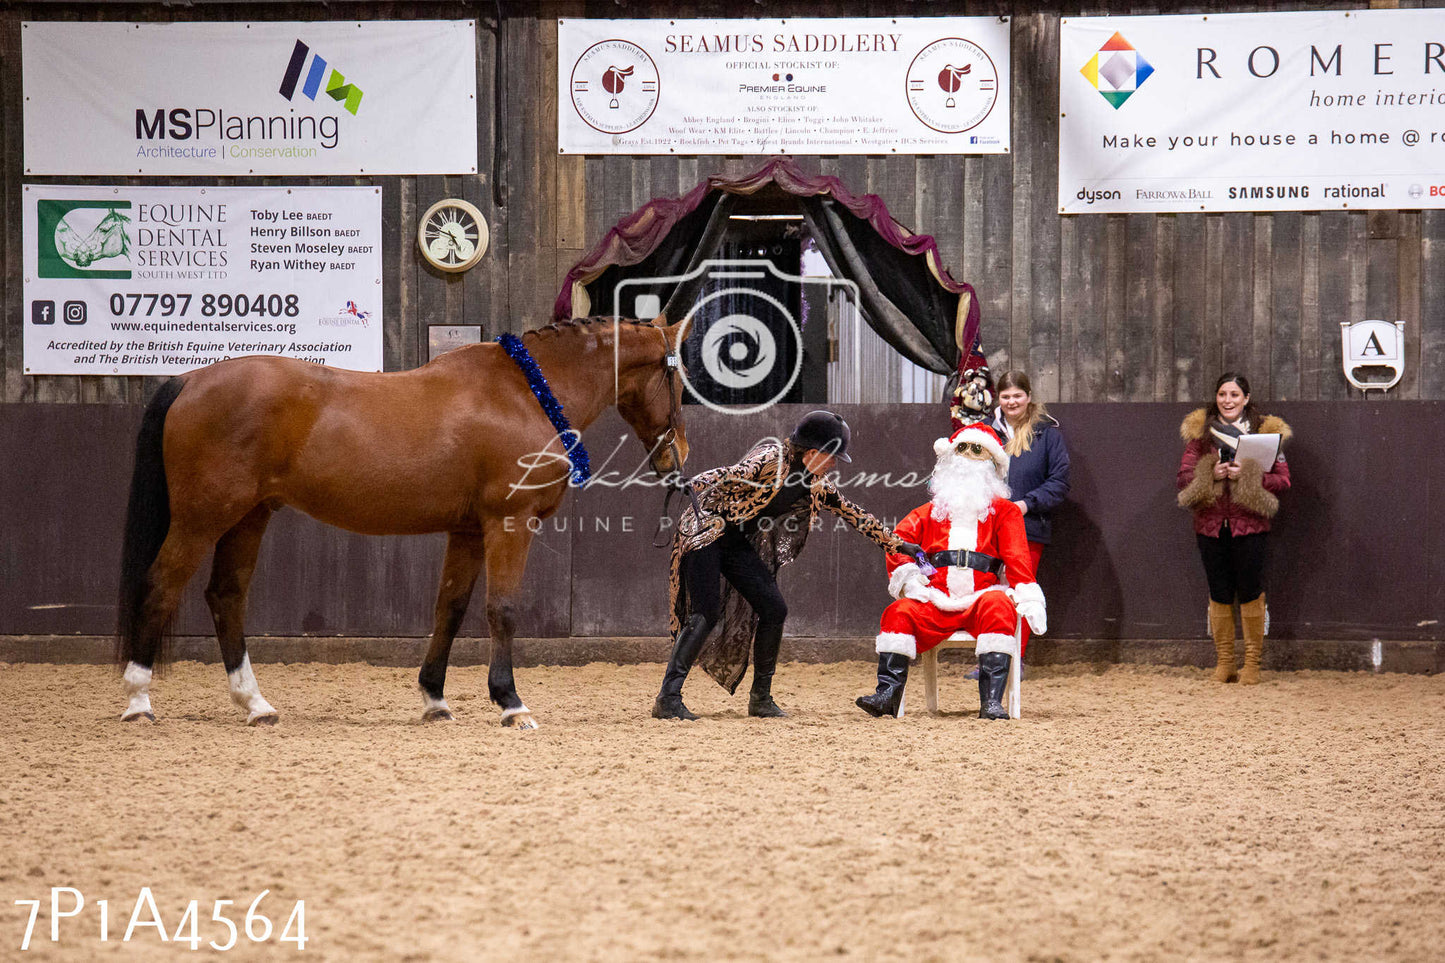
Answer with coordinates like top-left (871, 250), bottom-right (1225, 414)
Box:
top-left (652, 326), bottom-right (701, 548)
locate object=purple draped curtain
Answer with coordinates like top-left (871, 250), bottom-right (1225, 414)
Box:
top-left (553, 157), bottom-right (982, 376)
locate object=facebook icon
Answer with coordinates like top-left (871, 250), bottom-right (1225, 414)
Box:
top-left (32, 300), bottom-right (55, 325)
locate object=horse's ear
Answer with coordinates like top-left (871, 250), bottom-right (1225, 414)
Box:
top-left (661, 316), bottom-right (688, 349)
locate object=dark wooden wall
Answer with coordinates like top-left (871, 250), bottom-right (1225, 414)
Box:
top-left (3, 2), bottom-right (1442, 644)
top-left (5, 400), bottom-right (1442, 642)
top-left (4, 0), bottom-right (1444, 408)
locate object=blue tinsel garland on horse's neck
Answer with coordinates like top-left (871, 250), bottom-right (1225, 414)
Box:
top-left (495, 333), bottom-right (592, 485)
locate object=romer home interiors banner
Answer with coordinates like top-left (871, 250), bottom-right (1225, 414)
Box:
top-left (23, 186), bottom-right (383, 376)
top-left (22, 21), bottom-right (477, 175)
top-left (558, 17), bottom-right (1011, 155)
top-left (1060, 10), bottom-right (1445, 213)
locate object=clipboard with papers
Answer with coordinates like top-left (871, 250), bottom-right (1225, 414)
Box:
top-left (1231, 433), bottom-right (1281, 467)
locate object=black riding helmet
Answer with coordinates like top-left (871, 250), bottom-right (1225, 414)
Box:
top-left (789, 410), bottom-right (852, 463)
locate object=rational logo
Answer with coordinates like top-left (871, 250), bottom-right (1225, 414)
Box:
top-left (37, 200), bottom-right (133, 279)
top-left (279, 40), bottom-right (364, 115)
top-left (1080, 32), bottom-right (1154, 109)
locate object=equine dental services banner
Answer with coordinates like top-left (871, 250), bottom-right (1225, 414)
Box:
top-left (22, 20), bottom-right (477, 176)
top-left (23, 185), bottom-right (383, 376)
top-left (558, 17), bottom-right (1011, 155)
top-left (1060, 10), bottom-right (1445, 214)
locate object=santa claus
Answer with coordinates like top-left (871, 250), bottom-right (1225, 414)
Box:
top-left (856, 422), bottom-right (1047, 720)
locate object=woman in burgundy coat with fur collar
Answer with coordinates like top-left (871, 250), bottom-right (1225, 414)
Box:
top-left (1177, 372), bottom-right (1291, 684)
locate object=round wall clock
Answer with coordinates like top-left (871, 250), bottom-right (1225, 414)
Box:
top-left (417, 198), bottom-right (489, 273)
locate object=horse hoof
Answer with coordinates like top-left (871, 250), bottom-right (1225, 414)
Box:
top-left (247, 712), bottom-right (280, 727)
top-left (121, 710), bottom-right (155, 723)
top-left (502, 712), bottom-right (538, 730)
top-left (422, 707), bottom-right (455, 723)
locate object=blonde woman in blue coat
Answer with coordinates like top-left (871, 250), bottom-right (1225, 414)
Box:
top-left (989, 371), bottom-right (1071, 659)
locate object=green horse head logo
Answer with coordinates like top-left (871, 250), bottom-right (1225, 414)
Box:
top-left (38, 200), bottom-right (133, 279)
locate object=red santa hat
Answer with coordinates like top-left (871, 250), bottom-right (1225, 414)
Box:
top-left (933, 421), bottom-right (1009, 472)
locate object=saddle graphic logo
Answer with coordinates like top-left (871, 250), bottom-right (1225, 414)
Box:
top-left (905, 38), bottom-right (999, 134)
top-left (570, 40), bottom-right (659, 134)
top-left (37, 200), bottom-right (133, 279)
top-left (279, 39), bottom-right (364, 115)
top-left (1080, 32), bottom-right (1154, 109)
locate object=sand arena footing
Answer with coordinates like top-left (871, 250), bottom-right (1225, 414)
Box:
top-left (3, 634), bottom-right (1441, 673)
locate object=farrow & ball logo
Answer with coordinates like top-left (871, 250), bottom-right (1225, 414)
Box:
top-left (37, 200), bottom-right (133, 279)
top-left (570, 39), bottom-right (660, 134)
top-left (1079, 31), bottom-right (1154, 109)
top-left (905, 38), bottom-right (999, 134)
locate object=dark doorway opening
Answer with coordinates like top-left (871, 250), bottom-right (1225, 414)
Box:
top-left (677, 208), bottom-right (824, 407)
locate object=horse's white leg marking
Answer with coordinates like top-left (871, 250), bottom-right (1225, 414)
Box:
top-left (500, 703), bottom-right (538, 730)
top-left (227, 654), bottom-right (279, 726)
top-left (421, 690), bottom-right (454, 722)
top-left (121, 662), bottom-right (154, 721)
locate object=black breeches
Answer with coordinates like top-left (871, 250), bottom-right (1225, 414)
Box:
top-left (1196, 530), bottom-right (1268, 604)
top-left (683, 526), bottom-right (789, 632)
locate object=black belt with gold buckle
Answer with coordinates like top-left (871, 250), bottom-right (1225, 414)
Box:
top-left (926, 550), bottom-right (1004, 577)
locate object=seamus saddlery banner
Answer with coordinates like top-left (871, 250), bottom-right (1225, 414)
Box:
top-left (1060, 10), bottom-right (1445, 213)
top-left (558, 17), bottom-right (1012, 155)
top-left (22, 21), bottom-right (478, 176)
top-left (23, 186), bottom-right (383, 376)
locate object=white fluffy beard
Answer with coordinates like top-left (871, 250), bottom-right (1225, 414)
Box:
top-left (929, 451), bottom-right (1010, 522)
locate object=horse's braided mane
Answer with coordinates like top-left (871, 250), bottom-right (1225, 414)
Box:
top-left (520, 316), bottom-right (659, 340)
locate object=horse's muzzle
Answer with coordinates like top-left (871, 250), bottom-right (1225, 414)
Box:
top-left (650, 434), bottom-right (688, 477)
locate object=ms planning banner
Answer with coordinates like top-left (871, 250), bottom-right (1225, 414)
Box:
top-left (22, 21), bottom-right (477, 176)
top-left (1060, 10), bottom-right (1445, 213)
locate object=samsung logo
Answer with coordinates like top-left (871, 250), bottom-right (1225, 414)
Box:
top-left (1227, 186), bottom-right (1309, 199)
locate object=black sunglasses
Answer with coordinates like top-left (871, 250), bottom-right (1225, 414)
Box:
top-left (955, 441), bottom-right (989, 456)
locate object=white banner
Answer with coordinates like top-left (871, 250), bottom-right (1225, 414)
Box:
top-left (558, 17), bottom-right (1011, 155)
top-left (22, 21), bottom-right (477, 175)
top-left (23, 186), bottom-right (383, 375)
top-left (1060, 10), bottom-right (1445, 213)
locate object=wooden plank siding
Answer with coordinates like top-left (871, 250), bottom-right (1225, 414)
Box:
top-left (4, 1), bottom-right (1444, 411)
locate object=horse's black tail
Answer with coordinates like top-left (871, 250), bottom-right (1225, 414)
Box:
top-left (116, 377), bottom-right (186, 669)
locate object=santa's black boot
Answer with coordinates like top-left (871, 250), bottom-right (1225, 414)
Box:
top-left (652, 615), bottom-right (709, 720)
top-left (977, 652), bottom-right (1011, 720)
top-left (856, 653), bottom-right (910, 718)
top-left (748, 623), bottom-right (788, 718)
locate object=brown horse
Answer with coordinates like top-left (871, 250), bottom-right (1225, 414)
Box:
top-left (116, 318), bottom-right (688, 730)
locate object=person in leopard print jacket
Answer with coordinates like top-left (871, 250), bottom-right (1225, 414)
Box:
top-left (653, 411), bottom-right (918, 721)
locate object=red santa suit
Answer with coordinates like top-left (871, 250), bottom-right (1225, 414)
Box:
top-left (872, 419), bottom-right (1046, 659)
top-left (877, 497), bottom-right (1043, 659)
top-left (858, 422), bottom-right (1046, 721)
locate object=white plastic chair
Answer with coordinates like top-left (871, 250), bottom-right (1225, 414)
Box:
top-left (899, 618), bottom-right (1024, 719)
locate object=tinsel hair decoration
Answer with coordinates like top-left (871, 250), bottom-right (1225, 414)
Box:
top-left (496, 333), bottom-right (592, 485)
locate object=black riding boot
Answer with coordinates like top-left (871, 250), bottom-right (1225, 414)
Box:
top-left (653, 615), bottom-right (710, 720)
top-left (977, 651), bottom-right (1011, 720)
top-left (748, 623), bottom-right (787, 718)
top-left (855, 653), bottom-right (910, 718)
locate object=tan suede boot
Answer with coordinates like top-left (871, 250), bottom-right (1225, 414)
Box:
top-left (1208, 600), bottom-right (1238, 683)
top-left (1239, 595), bottom-right (1267, 685)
